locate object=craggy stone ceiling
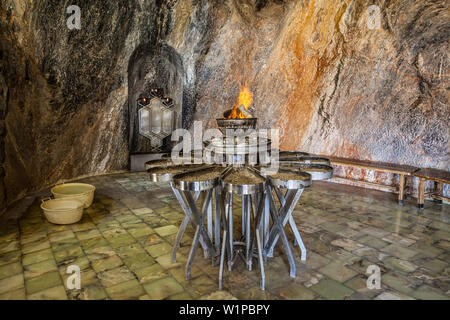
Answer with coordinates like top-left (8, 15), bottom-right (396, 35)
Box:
top-left (0, 0), bottom-right (449, 209)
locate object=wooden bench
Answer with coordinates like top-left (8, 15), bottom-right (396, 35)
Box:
top-left (413, 168), bottom-right (450, 209)
top-left (324, 156), bottom-right (419, 205)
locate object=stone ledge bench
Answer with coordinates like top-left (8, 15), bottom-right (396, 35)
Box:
top-left (413, 168), bottom-right (450, 209)
top-left (321, 156), bottom-right (419, 205)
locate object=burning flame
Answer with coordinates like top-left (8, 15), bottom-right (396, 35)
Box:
top-left (227, 85), bottom-right (253, 119)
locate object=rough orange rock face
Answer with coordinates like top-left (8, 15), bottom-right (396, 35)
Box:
top-left (0, 0), bottom-right (448, 208)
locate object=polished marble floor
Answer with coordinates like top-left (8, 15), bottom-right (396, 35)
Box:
top-left (0, 172), bottom-right (448, 300)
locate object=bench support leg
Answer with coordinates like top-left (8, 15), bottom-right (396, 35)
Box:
top-left (418, 178), bottom-right (426, 209)
top-left (398, 174), bottom-right (405, 205)
top-left (435, 182), bottom-right (443, 204)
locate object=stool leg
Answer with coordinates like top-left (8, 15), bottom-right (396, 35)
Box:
top-left (418, 178), bottom-right (426, 209)
top-left (207, 194), bottom-right (213, 240)
top-left (398, 174), bottom-right (405, 205)
top-left (246, 195), bottom-right (251, 270)
top-left (228, 193), bottom-right (233, 271)
top-left (219, 225), bottom-right (228, 290)
top-left (264, 193), bottom-right (270, 247)
top-left (214, 186), bottom-right (221, 252)
top-left (250, 193), bottom-right (265, 290)
top-left (186, 225), bottom-right (201, 280)
top-left (242, 194), bottom-right (245, 235)
top-left (255, 227), bottom-right (265, 290)
top-left (288, 215), bottom-right (306, 261)
top-left (171, 188), bottom-right (207, 261)
top-left (219, 190), bottom-right (231, 290)
top-left (172, 215), bottom-right (189, 262)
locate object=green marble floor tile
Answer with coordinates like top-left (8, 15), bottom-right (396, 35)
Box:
top-left (324, 249), bottom-right (361, 265)
top-left (0, 288), bottom-right (26, 300)
top-left (185, 275), bottom-right (217, 297)
top-left (49, 230), bottom-right (76, 243)
top-left (107, 234), bottom-right (136, 248)
top-left (28, 285), bottom-right (68, 300)
top-left (357, 235), bottom-right (389, 249)
top-left (128, 226), bottom-right (154, 239)
top-left (381, 244), bottom-right (418, 260)
top-left (79, 283), bottom-right (108, 300)
top-left (169, 266), bottom-right (203, 285)
top-left (24, 259), bottom-right (57, 279)
top-left (310, 278), bottom-right (354, 300)
top-left (154, 225), bottom-right (179, 237)
top-left (72, 222), bottom-right (96, 233)
top-left (80, 237), bottom-right (109, 250)
top-left (235, 286), bottom-right (274, 300)
top-left (122, 253), bottom-right (155, 271)
top-left (46, 224), bottom-right (72, 234)
top-left (91, 255), bottom-right (123, 273)
top-left (143, 277), bottom-right (184, 300)
top-left (57, 256), bottom-right (91, 274)
top-left (20, 231), bottom-right (47, 245)
top-left (384, 257), bottom-right (418, 273)
top-left (114, 243), bottom-right (146, 258)
top-left (61, 268), bottom-right (98, 288)
top-left (0, 250), bottom-right (21, 267)
top-left (25, 271), bottom-right (62, 295)
top-left (134, 263), bottom-right (169, 284)
top-left (319, 261), bottom-right (358, 282)
top-left (381, 233), bottom-right (416, 247)
top-left (22, 249), bottom-right (54, 266)
top-left (409, 242), bottom-right (443, 258)
top-left (145, 242), bottom-right (172, 258)
top-left (106, 279), bottom-right (145, 300)
top-left (97, 266), bottom-right (136, 287)
top-left (344, 275), bottom-right (381, 298)
top-left (51, 238), bottom-right (80, 252)
top-left (168, 291), bottom-right (194, 300)
top-left (0, 273), bottom-right (24, 294)
top-left (412, 285), bottom-right (449, 300)
top-left (0, 240), bottom-right (20, 254)
top-left (421, 259), bottom-right (448, 273)
top-left (156, 253), bottom-right (182, 269)
top-left (54, 246), bottom-right (84, 264)
top-left (0, 262), bottom-right (22, 279)
top-left (381, 272), bottom-right (419, 295)
top-left (132, 208), bottom-right (154, 215)
top-left (375, 291), bottom-right (415, 300)
top-left (75, 228), bottom-right (101, 241)
top-left (84, 244), bottom-right (115, 258)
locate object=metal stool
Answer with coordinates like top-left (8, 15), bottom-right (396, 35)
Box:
top-left (219, 168), bottom-right (266, 290)
top-left (170, 168), bottom-right (221, 280)
top-left (170, 187), bottom-right (221, 263)
top-left (263, 168), bottom-right (311, 278)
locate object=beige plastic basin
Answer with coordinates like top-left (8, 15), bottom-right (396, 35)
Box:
top-left (51, 183), bottom-right (95, 208)
top-left (41, 198), bottom-right (84, 225)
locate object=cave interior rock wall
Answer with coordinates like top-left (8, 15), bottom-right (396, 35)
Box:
top-left (0, 0), bottom-right (448, 211)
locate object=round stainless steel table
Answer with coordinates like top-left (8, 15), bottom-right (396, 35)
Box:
top-left (145, 152), bottom-right (333, 290)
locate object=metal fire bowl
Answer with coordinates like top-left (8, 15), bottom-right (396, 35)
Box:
top-left (216, 118), bottom-right (257, 135)
top-left (204, 136), bottom-right (271, 156)
top-left (266, 168), bottom-right (312, 189)
top-left (171, 166), bottom-right (224, 192)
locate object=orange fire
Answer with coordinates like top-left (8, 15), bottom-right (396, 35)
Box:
top-left (227, 85), bottom-right (253, 119)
